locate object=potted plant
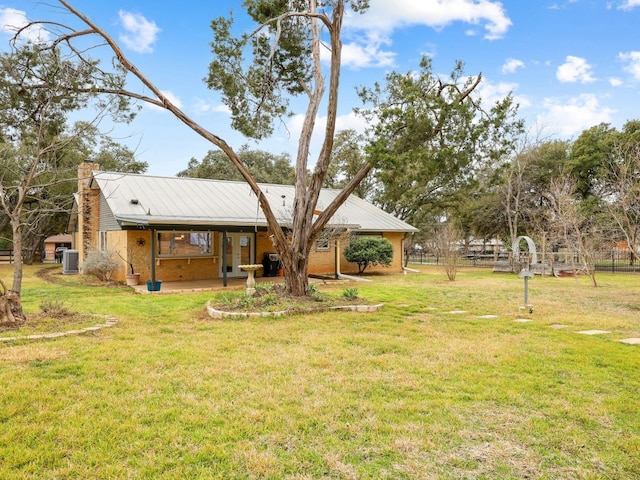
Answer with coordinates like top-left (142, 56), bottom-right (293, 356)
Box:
top-left (117, 249), bottom-right (141, 286)
top-left (125, 263), bottom-right (141, 286)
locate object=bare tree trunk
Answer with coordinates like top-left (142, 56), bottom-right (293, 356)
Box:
top-left (0, 278), bottom-right (24, 324)
top-left (11, 218), bottom-right (25, 300)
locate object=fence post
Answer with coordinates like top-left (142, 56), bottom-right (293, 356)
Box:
top-left (612, 250), bottom-right (615, 274)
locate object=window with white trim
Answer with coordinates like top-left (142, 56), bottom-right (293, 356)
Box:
top-left (315, 237), bottom-right (330, 251)
top-left (98, 231), bottom-right (108, 252)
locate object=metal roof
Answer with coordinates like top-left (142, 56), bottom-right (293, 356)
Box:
top-left (92, 171), bottom-right (418, 233)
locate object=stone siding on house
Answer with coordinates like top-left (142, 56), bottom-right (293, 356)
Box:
top-left (73, 162), bottom-right (101, 265)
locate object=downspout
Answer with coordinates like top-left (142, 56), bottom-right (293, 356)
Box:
top-left (222, 230), bottom-right (228, 287)
top-left (334, 238), bottom-right (340, 280)
top-left (335, 233), bottom-right (372, 283)
top-left (402, 233), bottom-right (420, 273)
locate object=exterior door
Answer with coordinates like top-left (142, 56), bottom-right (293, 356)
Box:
top-left (221, 232), bottom-right (254, 277)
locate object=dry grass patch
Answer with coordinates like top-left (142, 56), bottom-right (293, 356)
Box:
top-left (1, 264), bottom-right (639, 478)
top-left (0, 345), bottom-right (69, 363)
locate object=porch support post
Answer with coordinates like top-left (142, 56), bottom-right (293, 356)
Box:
top-left (334, 238), bottom-right (340, 280)
top-left (222, 230), bottom-right (228, 287)
top-left (150, 227), bottom-right (156, 284)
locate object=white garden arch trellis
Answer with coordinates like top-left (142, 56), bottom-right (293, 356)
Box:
top-left (512, 236), bottom-right (537, 265)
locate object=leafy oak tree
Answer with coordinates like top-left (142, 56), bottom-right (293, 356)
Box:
top-left (358, 57), bottom-right (524, 231)
top-left (23, 0), bottom-right (371, 296)
top-left (177, 146), bottom-right (294, 184)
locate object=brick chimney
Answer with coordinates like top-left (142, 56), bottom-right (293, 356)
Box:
top-left (76, 162), bottom-right (100, 263)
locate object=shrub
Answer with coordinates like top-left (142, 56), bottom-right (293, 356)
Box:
top-left (82, 250), bottom-right (119, 281)
top-left (344, 237), bottom-right (393, 273)
top-left (40, 299), bottom-right (70, 317)
top-left (255, 282), bottom-right (274, 294)
top-left (261, 293), bottom-right (279, 307)
top-left (342, 287), bottom-right (359, 299)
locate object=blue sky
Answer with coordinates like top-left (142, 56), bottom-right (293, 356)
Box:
top-left (1, 0), bottom-right (640, 176)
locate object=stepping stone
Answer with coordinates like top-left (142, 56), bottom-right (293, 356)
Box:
top-left (42, 332), bottom-right (66, 338)
top-left (550, 324), bottom-right (569, 329)
top-left (446, 310), bottom-right (467, 315)
top-left (619, 338), bottom-right (640, 345)
top-left (577, 330), bottom-right (610, 335)
top-left (477, 314), bottom-right (499, 319)
top-left (514, 318), bottom-right (532, 323)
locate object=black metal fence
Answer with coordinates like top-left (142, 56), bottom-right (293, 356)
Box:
top-left (407, 250), bottom-right (640, 274)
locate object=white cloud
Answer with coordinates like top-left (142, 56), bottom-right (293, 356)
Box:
top-left (478, 80), bottom-right (531, 110)
top-left (193, 99), bottom-right (231, 115)
top-left (286, 111), bottom-right (368, 142)
top-left (346, 0), bottom-right (512, 40)
top-left (320, 29), bottom-right (396, 69)
top-left (619, 51), bottom-right (640, 81)
top-left (145, 90), bottom-right (182, 111)
top-left (556, 56), bottom-right (596, 83)
top-left (334, 111), bottom-right (370, 133)
top-left (118, 11), bottom-right (160, 54)
top-left (340, 36), bottom-right (396, 69)
top-left (0, 7), bottom-right (49, 42)
top-left (502, 58), bottom-right (525, 74)
top-left (609, 77), bottom-right (623, 87)
top-left (537, 94), bottom-right (614, 137)
top-left (619, 0), bottom-right (640, 10)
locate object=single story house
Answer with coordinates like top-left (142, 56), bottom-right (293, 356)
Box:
top-left (68, 162), bottom-right (417, 285)
top-left (43, 234), bottom-right (72, 262)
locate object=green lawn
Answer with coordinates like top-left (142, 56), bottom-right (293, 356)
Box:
top-left (1, 264), bottom-right (639, 479)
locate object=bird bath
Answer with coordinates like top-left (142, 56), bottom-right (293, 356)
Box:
top-left (239, 264), bottom-right (263, 295)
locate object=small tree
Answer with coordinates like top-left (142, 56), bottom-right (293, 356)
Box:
top-left (344, 237), bottom-right (393, 274)
top-left (434, 223), bottom-right (462, 281)
top-left (544, 177), bottom-right (601, 287)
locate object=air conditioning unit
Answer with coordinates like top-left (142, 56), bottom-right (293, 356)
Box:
top-left (62, 249), bottom-right (79, 274)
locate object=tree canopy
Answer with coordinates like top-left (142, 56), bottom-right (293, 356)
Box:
top-left (177, 146), bottom-right (294, 184)
top-left (358, 57), bottom-right (524, 232)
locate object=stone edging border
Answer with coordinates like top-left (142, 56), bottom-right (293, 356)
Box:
top-left (206, 301), bottom-right (384, 319)
top-left (0, 315), bottom-right (118, 343)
